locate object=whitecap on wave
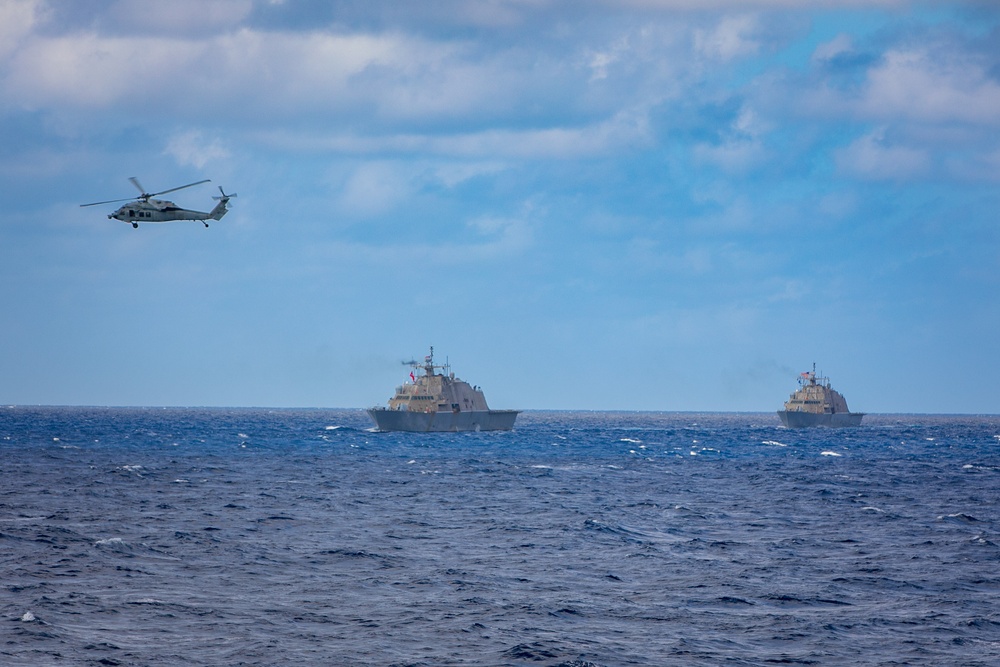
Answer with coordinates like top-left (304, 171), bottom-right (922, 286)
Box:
top-left (938, 512), bottom-right (981, 524)
top-left (94, 537), bottom-right (132, 553)
top-left (962, 463), bottom-right (1000, 472)
top-left (821, 451), bottom-right (842, 457)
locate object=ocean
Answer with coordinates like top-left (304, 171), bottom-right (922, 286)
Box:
top-left (2, 407), bottom-right (999, 666)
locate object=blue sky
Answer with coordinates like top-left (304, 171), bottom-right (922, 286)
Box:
top-left (1, 0), bottom-right (998, 413)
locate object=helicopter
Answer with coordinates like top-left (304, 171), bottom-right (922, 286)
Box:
top-left (80, 177), bottom-right (236, 228)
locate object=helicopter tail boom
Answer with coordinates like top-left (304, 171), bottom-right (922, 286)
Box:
top-left (209, 187), bottom-right (237, 220)
top-left (209, 199), bottom-right (229, 220)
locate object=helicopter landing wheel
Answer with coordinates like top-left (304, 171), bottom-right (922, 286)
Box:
top-left (132, 222), bottom-right (138, 228)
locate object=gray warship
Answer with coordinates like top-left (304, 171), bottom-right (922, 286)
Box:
top-left (367, 347), bottom-right (519, 432)
top-left (777, 364), bottom-right (865, 428)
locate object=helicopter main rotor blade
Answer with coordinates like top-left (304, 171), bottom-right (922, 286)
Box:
top-left (80, 197), bottom-right (136, 207)
top-left (81, 178), bottom-right (212, 208)
top-left (151, 179), bottom-right (211, 197)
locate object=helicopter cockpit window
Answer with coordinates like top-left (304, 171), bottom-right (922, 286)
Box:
top-left (128, 209), bottom-right (135, 217)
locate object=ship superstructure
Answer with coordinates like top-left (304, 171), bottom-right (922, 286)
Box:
top-left (367, 347), bottom-right (519, 432)
top-left (777, 364), bottom-right (864, 428)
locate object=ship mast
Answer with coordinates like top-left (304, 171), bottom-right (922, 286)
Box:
top-left (801, 362), bottom-right (833, 389)
top-left (424, 346), bottom-right (435, 376)
top-left (417, 346), bottom-right (450, 377)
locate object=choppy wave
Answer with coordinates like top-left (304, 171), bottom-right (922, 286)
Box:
top-left (1, 408), bottom-right (999, 666)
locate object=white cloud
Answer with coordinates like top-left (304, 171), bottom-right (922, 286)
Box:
top-left (784, 33), bottom-right (1000, 184)
top-left (861, 48), bottom-right (1000, 126)
top-left (432, 108), bottom-right (653, 158)
top-left (2, 27), bottom-right (454, 117)
top-left (107, 0), bottom-right (254, 33)
top-left (694, 14), bottom-right (762, 62)
top-left (165, 130), bottom-right (230, 169)
top-left (588, 34), bottom-right (634, 81)
top-left (448, 0), bottom-right (554, 28)
top-left (835, 128), bottom-right (930, 180)
top-left (812, 33), bottom-right (854, 64)
top-left (466, 212), bottom-right (533, 251)
top-left (693, 105), bottom-right (770, 172)
top-left (0, 0), bottom-right (44, 60)
top-left (615, 0), bottom-right (907, 8)
top-left (337, 162), bottom-right (415, 218)
top-left (430, 161), bottom-right (507, 188)
top-left (767, 279), bottom-right (809, 303)
top-left (1, 5), bottom-right (693, 144)
top-left (4, 32), bottom-right (206, 109)
top-left (253, 106), bottom-right (652, 159)
top-left (309, 210), bottom-right (534, 267)
top-left (816, 191), bottom-right (859, 220)
top-left (694, 140), bottom-right (765, 172)
top-left (945, 146), bottom-right (1000, 183)
top-left (801, 43), bottom-right (1000, 129)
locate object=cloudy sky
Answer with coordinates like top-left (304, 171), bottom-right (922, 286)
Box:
top-left (1, 0), bottom-right (998, 413)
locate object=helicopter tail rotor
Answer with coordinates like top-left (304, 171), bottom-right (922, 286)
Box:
top-left (209, 187), bottom-right (236, 221)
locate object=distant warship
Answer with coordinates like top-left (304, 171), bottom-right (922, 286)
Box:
top-left (367, 347), bottom-right (519, 432)
top-left (777, 364), bottom-right (864, 428)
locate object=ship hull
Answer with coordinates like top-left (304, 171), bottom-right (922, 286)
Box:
top-left (778, 411), bottom-right (864, 428)
top-left (367, 408), bottom-right (519, 432)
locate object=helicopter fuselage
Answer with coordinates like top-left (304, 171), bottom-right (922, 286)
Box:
top-left (109, 197), bottom-right (230, 228)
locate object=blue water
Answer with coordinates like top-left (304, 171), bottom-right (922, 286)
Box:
top-left (2, 407), bottom-right (999, 666)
